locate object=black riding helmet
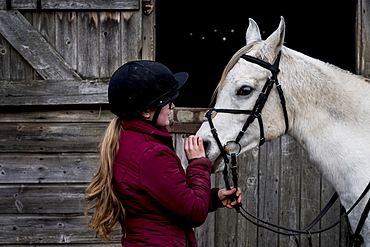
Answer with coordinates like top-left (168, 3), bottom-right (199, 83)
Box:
top-left (108, 60), bottom-right (188, 121)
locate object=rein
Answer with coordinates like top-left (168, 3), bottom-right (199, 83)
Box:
top-left (205, 51), bottom-right (370, 246)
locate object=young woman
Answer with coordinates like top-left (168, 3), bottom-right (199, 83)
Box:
top-left (85, 60), bottom-right (241, 246)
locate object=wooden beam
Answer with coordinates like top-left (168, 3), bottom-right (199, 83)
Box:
top-left (0, 108), bottom-right (207, 133)
top-left (0, 79), bottom-right (108, 105)
top-left (0, 215), bottom-right (121, 244)
top-left (0, 10), bottom-right (82, 80)
top-left (172, 108), bottom-right (209, 124)
top-left (168, 123), bottom-right (202, 134)
top-left (0, 184), bottom-right (90, 213)
top-left (0, 153), bottom-right (99, 183)
top-left (0, 122), bottom-right (107, 153)
top-left (0, 0), bottom-right (139, 10)
top-left (0, 109), bottom-right (114, 122)
top-left (0, 108), bottom-right (207, 123)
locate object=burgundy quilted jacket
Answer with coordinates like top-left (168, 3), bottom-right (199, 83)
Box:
top-left (113, 120), bottom-right (222, 247)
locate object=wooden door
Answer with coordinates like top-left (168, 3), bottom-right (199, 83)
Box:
top-left (0, 0), bottom-right (154, 245)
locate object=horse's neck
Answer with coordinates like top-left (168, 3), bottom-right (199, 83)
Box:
top-left (282, 48), bottom-right (370, 204)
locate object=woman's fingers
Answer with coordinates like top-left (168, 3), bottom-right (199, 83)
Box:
top-left (184, 136), bottom-right (205, 160)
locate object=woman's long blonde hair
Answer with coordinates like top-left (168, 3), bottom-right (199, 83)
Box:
top-left (85, 116), bottom-right (125, 242)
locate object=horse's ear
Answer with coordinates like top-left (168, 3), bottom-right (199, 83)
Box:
top-left (246, 18), bottom-right (262, 45)
top-left (263, 16), bottom-right (285, 59)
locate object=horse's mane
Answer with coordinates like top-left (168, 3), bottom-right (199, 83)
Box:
top-left (213, 42), bottom-right (370, 105)
top-left (212, 44), bottom-right (255, 102)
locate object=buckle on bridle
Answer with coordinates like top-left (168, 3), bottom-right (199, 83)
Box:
top-left (224, 141), bottom-right (242, 155)
top-left (203, 109), bottom-right (217, 121)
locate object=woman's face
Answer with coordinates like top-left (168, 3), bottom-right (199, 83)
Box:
top-left (144, 102), bottom-right (175, 127)
top-left (155, 102), bottom-right (175, 127)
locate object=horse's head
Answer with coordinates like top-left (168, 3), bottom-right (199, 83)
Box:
top-left (197, 17), bottom-right (290, 172)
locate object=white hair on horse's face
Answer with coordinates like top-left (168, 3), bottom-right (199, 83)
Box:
top-left (199, 18), bottom-right (287, 171)
top-left (197, 17), bottom-right (370, 243)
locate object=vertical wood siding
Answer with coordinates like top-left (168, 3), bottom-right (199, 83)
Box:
top-left (356, 0), bottom-right (370, 77)
top-left (188, 137), bottom-right (348, 247)
top-left (170, 109), bottom-right (349, 247)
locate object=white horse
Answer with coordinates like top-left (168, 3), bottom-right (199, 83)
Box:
top-left (197, 17), bottom-right (370, 246)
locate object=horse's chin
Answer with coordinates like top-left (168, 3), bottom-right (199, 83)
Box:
top-left (204, 147), bottom-right (225, 173)
top-left (207, 140), bottom-right (259, 173)
top-left (211, 155), bottom-right (225, 173)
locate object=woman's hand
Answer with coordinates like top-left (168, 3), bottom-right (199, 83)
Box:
top-left (218, 187), bottom-right (242, 209)
top-left (184, 135), bottom-right (206, 160)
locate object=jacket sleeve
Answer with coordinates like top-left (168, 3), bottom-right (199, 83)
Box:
top-left (139, 144), bottom-right (212, 227)
top-left (209, 188), bottom-right (224, 212)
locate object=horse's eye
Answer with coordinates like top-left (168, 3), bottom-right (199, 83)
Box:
top-left (237, 86), bottom-right (253, 96)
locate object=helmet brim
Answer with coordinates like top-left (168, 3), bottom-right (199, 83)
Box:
top-left (155, 72), bottom-right (189, 107)
top-left (174, 72), bottom-right (189, 90)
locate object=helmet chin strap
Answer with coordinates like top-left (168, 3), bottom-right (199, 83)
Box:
top-left (151, 106), bottom-right (163, 126)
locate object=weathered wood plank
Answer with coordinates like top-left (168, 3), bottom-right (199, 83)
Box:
top-left (168, 123), bottom-right (203, 134)
top-left (31, 11), bottom-right (56, 79)
top-left (0, 153), bottom-right (98, 183)
top-left (0, 10), bottom-right (81, 80)
top-left (142, 1), bottom-right (156, 60)
top-left (214, 175), bottom-right (238, 246)
top-left (0, 109), bottom-right (114, 123)
top-left (257, 138), bottom-right (281, 246)
top-left (0, 0), bottom-right (140, 10)
top-left (0, 108), bottom-right (208, 123)
top-left (32, 11), bottom-right (56, 50)
top-left (77, 12), bottom-right (100, 78)
top-left (0, 215), bottom-right (121, 244)
top-left (0, 108), bottom-right (208, 137)
top-left (55, 12), bottom-right (78, 71)
top-left (0, 184), bottom-right (88, 214)
top-left (299, 147), bottom-right (321, 246)
top-left (237, 148), bottom-right (259, 246)
top-left (0, 108), bottom-right (206, 134)
top-left (7, 20), bottom-right (36, 81)
top-left (0, 123), bottom-right (106, 153)
top-left (172, 108), bottom-right (209, 123)
top-left (319, 181), bottom-right (342, 246)
top-left (0, 34), bottom-right (11, 79)
top-left (356, 0), bottom-right (370, 77)
top-left (2, 12), bottom-right (39, 80)
top-left (169, 107), bottom-right (208, 133)
top-left (0, 79), bottom-right (108, 106)
top-left (121, 10), bottom-right (142, 63)
top-left (195, 214), bottom-right (215, 247)
top-left (279, 135), bottom-right (301, 246)
top-left (99, 12), bottom-right (121, 78)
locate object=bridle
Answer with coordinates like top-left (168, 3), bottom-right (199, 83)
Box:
top-left (205, 51), bottom-right (288, 191)
top-left (204, 51), bottom-right (370, 246)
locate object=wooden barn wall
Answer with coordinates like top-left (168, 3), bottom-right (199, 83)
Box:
top-left (0, 0), bottom-right (152, 246)
top-left (0, 1), bottom-right (369, 247)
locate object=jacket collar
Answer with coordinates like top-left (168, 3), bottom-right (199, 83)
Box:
top-left (121, 120), bottom-right (174, 151)
top-left (121, 120), bottom-right (172, 139)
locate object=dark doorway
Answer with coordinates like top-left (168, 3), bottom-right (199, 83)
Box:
top-left (156, 1), bottom-right (356, 107)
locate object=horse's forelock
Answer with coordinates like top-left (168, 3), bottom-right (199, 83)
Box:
top-left (212, 44), bottom-right (256, 102)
